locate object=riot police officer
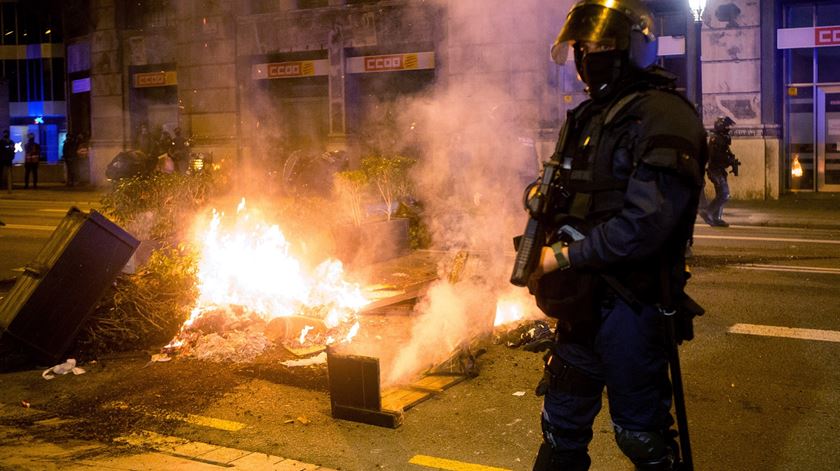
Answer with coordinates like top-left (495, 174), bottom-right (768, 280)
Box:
top-left (524, 0), bottom-right (707, 469)
top-left (699, 116), bottom-right (738, 227)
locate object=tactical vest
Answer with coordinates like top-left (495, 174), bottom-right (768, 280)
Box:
top-left (708, 131), bottom-right (732, 170)
top-left (533, 79), bottom-right (705, 322)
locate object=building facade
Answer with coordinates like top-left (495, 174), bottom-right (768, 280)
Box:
top-left (57, 0), bottom-right (840, 197)
top-left (0, 0), bottom-right (67, 169)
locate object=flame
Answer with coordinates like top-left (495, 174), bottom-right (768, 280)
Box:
top-left (494, 288), bottom-right (542, 327)
top-left (169, 199), bottom-right (367, 355)
top-left (494, 298), bottom-right (526, 326)
top-left (791, 154), bottom-right (803, 178)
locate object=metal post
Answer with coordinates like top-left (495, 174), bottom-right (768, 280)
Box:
top-left (685, 13), bottom-right (703, 117)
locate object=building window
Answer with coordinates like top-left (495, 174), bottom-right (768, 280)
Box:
top-left (817, 47), bottom-right (840, 83)
top-left (4, 59), bottom-right (19, 102)
top-left (650, 7), bottom-right (688, 94)
top-left (787, 48), bottom-right (813, 84)
top-left (816, 1), bottom-right (840, 26)
top-left (1, 4), bottom-right (15, 45)
top-left (786, 3), bottom-right (814, 27)
top-left (52, 58), bottom-right (65, 101)
top-left (786, 86), bottom-right (814, 190)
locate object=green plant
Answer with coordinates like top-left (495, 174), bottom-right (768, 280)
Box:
top-left (333, 169), bottom-right (369, 227)
top-left (78, 247), bottom-right (199, 355)
top-left (100, 171), bottom-right (219, 245)
top-left (361, 155), bottom-right (416, 221)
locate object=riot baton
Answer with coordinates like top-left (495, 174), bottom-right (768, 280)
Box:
top-left (663, 308), bottom-right (693, 471)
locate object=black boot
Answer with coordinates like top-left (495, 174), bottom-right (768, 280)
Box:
top-left (698, 209), bottom-right (715, 227)
top-left (713, 206), bottom-right (729, 227)
top-left (533, 443), bottom-right (591, 471)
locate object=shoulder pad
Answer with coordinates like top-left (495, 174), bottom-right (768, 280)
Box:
top-left (625, 91), bottom-right (707, 186)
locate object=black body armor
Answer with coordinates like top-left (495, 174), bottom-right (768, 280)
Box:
top-left (533, 68), bottom-right (707, 323)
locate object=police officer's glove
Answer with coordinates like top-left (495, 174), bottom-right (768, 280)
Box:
top-left (535, 370), bottom-right (551, 397)
top-left (522, 338), bottom-right (554, 353)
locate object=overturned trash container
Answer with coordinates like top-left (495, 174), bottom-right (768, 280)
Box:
top-left (0, 208), bottom-right (138, 363)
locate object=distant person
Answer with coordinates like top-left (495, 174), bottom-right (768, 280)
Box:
top-left (0, 130), bottom-right (14, 192)
top-left (134, 123), bottom-right (154, 157)
top-left (62, 133), bottom-right (79, 187)
top-left (24, 133), bottom-right (40, 189)
top-left (170, 127), bottom-right (190, 173)
top-left (699, 116), bottom-right (739, 227)
top-left (157, 130), bottom-right (172, 155)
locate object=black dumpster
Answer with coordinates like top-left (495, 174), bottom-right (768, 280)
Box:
top-left (0, 208), bottom-right (139, 363)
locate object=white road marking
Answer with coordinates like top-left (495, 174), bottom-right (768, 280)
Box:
top-left (695, 234), bottom-right (840, 245)
top-left (729, 323), bottom-right (840, 343)
top-left (735, 264), bottom-right (840, 275)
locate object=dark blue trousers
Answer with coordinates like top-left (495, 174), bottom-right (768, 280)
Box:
top-left (541, 298), bottom-right (672, 454)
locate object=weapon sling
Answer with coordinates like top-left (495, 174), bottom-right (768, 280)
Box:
top-left (659, 261), bottom-right (693, 471)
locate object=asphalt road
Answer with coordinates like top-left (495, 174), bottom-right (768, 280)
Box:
top-left (1, 196), bottom-right (839, 470)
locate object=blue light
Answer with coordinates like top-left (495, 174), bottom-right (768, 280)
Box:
top-left (34, 116), bottom-right (44, 124)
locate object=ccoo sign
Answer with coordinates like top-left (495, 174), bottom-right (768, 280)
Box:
top-left (364, 55), bottom-right (404, 72)
top-left (815, 26), bottom-right (840, 46)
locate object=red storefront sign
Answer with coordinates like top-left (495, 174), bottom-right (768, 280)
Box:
top-left (815, 26), bottom-right (840, 46)
top-left (364, 55), bottom-right (404, 72)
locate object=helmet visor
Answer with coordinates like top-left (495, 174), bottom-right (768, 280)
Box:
top-left (551, 4), bottom-right (632, 64)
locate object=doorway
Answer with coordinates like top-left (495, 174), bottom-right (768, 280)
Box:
top-left (817, 86), bottom-right (840, 191)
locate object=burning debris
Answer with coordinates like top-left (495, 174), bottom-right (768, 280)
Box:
top-left (163, 199), bottom-right (367, 363)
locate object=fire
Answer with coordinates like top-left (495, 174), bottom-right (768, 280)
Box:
top-left (494, 288), bottom-right (541, 327)
top-left (168, 199), bottom-right (368, 359)
top-left (791, 154), bottom-right (803, 178)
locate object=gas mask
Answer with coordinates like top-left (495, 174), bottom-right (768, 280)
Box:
top-left (574, 46), bottom-right (629, 98)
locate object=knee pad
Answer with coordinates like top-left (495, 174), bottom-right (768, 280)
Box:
top-left (533, 442), bottom-right (591, 471)
top-left (613, 424), bottom-right (675, 470)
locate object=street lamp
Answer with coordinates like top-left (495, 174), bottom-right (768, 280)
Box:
top-left (688, 0), bottom-right (706, 22)
top-left (685, 0), bottom-right (707, 117)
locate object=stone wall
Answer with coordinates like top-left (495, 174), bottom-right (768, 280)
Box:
top-left (702, 0), bottom-right (779, 199)
top-left (174, 0), bottom-right (238, 161)
top-left (88, 0), bottom-right (124, 186)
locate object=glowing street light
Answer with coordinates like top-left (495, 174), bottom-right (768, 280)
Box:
top-left (688, 0), bottom-right (707, 22)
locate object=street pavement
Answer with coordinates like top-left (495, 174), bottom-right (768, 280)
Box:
top-left (2, 185), bottom-right (837, 229)
top-left (719, 193), bottom-right (840, 230)
top-left (0, 182), bottom-right (105, 206)
top-left (1, 191), bottom-right (840, 470)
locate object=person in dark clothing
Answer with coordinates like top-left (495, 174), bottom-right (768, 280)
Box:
top-left (134, 123), bottom-right (154, 157)
top-left (519, 1), bottom-right (707, 469)
top-left (699, 116), bottom-right (737, 227)
top-left (24, 133), bottom-right (40, 189)
top-left (62, 133), bottom-right (79, 186)
top-left (170, 127), bottom-right (190, 173)
top-left (0, 130), bottom-right (14, 192)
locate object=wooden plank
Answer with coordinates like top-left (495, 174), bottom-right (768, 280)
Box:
top-left (283, 344), bottom-right (326, 358)
top-left (358, 279), bottom-right (433, 313)
top-left (381, 388), bottom-right (430, 413)
top-left (330, 404), bottom-right (403, 428)
top-left (411, 374), bottom-right (465, 392)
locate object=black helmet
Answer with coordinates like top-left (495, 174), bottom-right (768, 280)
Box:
top-left (550, 0), bottom-right (657, 69)
top-left (714, 116), bottom-right (735, 131)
